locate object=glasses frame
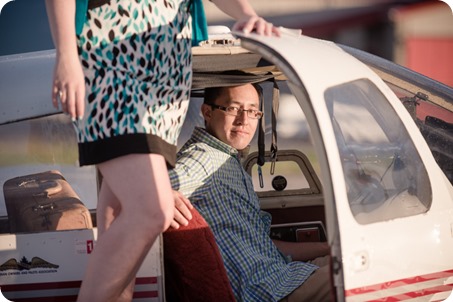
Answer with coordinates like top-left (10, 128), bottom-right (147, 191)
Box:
top-left (210, 104), bottom-right (263, 119)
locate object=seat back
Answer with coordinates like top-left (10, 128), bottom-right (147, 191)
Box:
top-left (163, 208), bottom-right (236, 302)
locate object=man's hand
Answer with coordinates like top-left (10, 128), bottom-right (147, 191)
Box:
top-left (170, 190), bottom-right (194, 229)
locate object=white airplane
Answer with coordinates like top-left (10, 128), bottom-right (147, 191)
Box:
top-left (0, 27), bottom-right (452, 302)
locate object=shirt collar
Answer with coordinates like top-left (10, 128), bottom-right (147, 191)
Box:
top-left (192, 127), bottom-right (238, 156)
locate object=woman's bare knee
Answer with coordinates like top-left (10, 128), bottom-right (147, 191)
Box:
top-left (97, 154), bottom-right (174, 233)
top-left (136, 202), bottom-right (174, 234)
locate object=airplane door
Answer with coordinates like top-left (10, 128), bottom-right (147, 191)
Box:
top-left (323, 78), bottom-right (453, 301)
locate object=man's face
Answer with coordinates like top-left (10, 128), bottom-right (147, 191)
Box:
top-left (203, 84), bottom-right (260, 151)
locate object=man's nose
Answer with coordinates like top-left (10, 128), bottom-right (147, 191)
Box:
top-left (235, 110), bottom-right (249, 125)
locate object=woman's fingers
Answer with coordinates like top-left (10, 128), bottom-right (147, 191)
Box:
top-left (52, 54), bottom-right (86, 120)
top-left (52, 85), bottom-right (60, 109)
top-left (67, 87), bottom-right (76, 118)
top-left (75, 85), bottom-right (86, 120)
top-left (233, 16), bottom-right (280, 37)
top-left (52, 81), bottom-right (85, 120)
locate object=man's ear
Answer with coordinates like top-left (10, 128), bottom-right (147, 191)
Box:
top-left (201, 104), bottom-right (212, 121)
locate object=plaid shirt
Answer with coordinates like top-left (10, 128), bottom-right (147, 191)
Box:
top-left (169, 127), bottom-right (318, 301)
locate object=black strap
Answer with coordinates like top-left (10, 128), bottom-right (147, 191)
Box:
top-left (256, 85), bottom-right (265, 167)
top-left (257, 77), bottom-right (280, 168)
top-left (269, 79), bottom-right (279, 174)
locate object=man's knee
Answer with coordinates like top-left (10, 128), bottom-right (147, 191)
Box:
top-left (284, 265), bottom-right (332, 302)
top-left (303, 266), bottom-right (332, 301)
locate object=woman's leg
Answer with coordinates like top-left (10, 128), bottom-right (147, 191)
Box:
top-left (96, 179), bottom-right (135, 301)
top-left (96, 179), bottom-right (120, 235)
top-left (77, 153), bottom-right (174, 302)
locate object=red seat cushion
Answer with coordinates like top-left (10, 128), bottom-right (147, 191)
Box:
top-left (163, 208), bottom-right (236, 302)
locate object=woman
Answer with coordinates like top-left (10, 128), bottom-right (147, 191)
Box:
top-left (45, 0), bottom-right (279, 300)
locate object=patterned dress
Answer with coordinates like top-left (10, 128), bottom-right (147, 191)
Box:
top-left (75, 0), bottom-right (192, 167)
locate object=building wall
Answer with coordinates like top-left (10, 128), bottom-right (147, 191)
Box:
top-left (406, 38), bottom-right (453, 86)
top-left (203, 0), bottom-right (396, 22)
top-left (391, 1), bottom-right (453, 86)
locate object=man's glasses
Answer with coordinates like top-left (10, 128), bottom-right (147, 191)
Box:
top-left (210, 104), bottom-right (263, 119)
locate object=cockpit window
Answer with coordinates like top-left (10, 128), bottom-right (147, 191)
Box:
top-left (325, 79), bottom-right (432, 224)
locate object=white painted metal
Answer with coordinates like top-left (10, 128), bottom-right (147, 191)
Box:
top-left (0, 229), bottom-right (164, 301)
top-left (0, 50), bottom-right (58, 125)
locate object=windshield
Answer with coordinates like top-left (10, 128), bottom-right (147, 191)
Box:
top-left (386, 82), bottom-right (453, 185)
top-left (325, 79), bottom-right (432, 224)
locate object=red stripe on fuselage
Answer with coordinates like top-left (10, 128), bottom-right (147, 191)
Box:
top-left (1, 276), bottom-right (159, 301)
top-left (365, 284), bottom-right (453, 301)
top-left (1, 276), bottom-right (157, 292)
top-left (345, 269), bottom-right (453, 299)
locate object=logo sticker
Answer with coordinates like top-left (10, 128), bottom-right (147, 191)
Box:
top-left (0, 257), bottom-right (59, 276)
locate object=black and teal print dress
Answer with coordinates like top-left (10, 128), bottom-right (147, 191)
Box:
top-left (76, 0), bottom-right (192, 167)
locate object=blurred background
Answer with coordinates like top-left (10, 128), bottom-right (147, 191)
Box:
top-left (0, 0), bottom-right (452, 86)
top-left (203, 0), bottom-right (453, 87)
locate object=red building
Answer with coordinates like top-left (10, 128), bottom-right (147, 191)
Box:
top-left (391, 1), bottom-right (453, 87)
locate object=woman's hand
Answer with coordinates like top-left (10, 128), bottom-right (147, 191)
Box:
top-left (232, 16), bottom-right (280, 36)
top-left (46, 0), bottom-right (85, 120)
top-left (52, 53), bottom-right (86, 120)
top-left (170, 190), bottom-right (194, 229)
top-left (211, 0), bottom-right (280, 36)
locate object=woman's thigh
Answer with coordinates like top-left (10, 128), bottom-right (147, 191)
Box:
top-left (97, 153), bottom-right (174, 223)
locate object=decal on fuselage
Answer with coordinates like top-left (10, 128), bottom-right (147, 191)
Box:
top-left (0, 256), bottom-right (59, 276)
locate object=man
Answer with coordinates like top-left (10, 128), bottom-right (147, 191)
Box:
top-left (169, 83), bottom-right (332, 301)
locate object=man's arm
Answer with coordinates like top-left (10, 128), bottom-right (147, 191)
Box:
top-left (273, 239), bottom-right (330, 262)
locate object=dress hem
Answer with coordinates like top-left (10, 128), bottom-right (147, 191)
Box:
top-left (78, 133), bottom-right (176, 168)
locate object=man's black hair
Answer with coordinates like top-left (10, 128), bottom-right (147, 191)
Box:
top-left (203, 83), bottom-right (262, 105)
